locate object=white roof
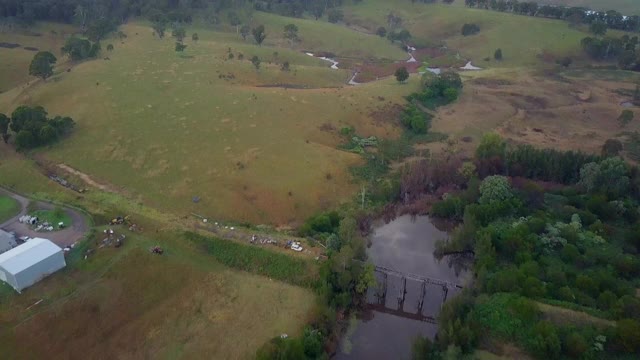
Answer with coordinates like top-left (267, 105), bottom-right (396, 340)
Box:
top-left (0, 238), bottom-right (62, 275)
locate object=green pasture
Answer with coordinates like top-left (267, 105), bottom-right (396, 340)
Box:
top-left (344, 0), bottom-right (592, 68)
top-left (0, 23), bottom-right (76, 92)
top-left (0, 23), bottom-right (418, 225)
top-left (251, 12), bottom-right (407, 60)
top-left (29, 209), bottom-right (72, 228)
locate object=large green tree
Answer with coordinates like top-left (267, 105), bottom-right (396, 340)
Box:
top-left (479, 175), bottom-right (513, 205)
top-left (252, 25), bottom-right (267, 45)
top-left (62, 37), bottom-right (100, 61)
top-left (284, 24), bottom-right (299, 45)
top-left (0, 113), bottom-right (10, 143)
top-left (29, 51), bottom-right (57, 80)
top-left (590, 21), bottom-right (608, 36)
top-left (395, 66), bottom-right (409, 83)
top-left (7, 106), bottom-right (75, 150)
top-left (240, 25), bottom-right (250, 41)
top-left (172, 25), bottom-right (186, 42)
top-left (251, 55), bottom-right (261, 70)
top-left (152, 20), bottom-right (167, 38)
top-left (579, 157), bottom-right (630, 197)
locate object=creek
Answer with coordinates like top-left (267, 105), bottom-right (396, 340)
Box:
top-left (335, 215), bottom-right (471, 360)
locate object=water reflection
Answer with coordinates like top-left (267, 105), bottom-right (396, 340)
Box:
top-left (335, 215), bottom-right (471, 360)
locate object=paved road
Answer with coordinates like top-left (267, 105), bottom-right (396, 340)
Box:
top-left (0, 188), bottom-right (89, 247)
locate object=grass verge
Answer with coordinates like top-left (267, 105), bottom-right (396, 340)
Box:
top-left (29, 209), bottom-right (72, 227)
top-left (0, 195), bottom-right (20, 223)
top-left (185, 231), bottom-right (318, 288)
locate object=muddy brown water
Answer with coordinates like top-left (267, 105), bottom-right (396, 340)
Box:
top-left (335, 215), bottom-right (471, 360)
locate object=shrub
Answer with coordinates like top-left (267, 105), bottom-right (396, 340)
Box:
top-left (432, 196), bottom-right (465, 219)
top-left (615, 319), bottom-right (640, 353)
top-left (564, 332), bottom-right (589, 358)
top-left (443, 87), bottom-right (458, 102)
top-left (401, 104), bottom-right (430, 134)
top-left (526, 321), bottom-right (561, 359)
top-left (618, 110), bottom-right (634, 127)
top-left (461, 23), bottom-right (480, 36)
top-left (299, 211), bottom-right (341, 236)
top-left (601, 139), bottom-right (623, 157)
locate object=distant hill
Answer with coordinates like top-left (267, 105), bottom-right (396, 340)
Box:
top-left (539, 0), bottom-right (639, 14)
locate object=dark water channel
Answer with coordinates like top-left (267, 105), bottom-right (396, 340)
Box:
top-left (334, 215), bottom-right (471, 360)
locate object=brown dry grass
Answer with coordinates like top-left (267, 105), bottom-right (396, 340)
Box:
top-left (0, 246), bottom-right (315, 360)
top-left (429, 69), bottom-right (639, 157)
top-left (536, 302), bottom-right (615, 329)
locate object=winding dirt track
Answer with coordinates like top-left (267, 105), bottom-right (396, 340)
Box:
top-left (0, 187), bottom-right (89, 247)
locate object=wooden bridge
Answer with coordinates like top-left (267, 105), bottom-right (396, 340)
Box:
top-left (370, 265), bottom-right (464, 322)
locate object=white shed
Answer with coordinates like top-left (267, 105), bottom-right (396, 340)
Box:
top-left (0, 238), bottom-right (66, 293)
top-left (0, 229), bottom-right (17, 254)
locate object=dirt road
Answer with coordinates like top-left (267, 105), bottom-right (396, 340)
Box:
top-left (0, 188), bottom-right (89, 247)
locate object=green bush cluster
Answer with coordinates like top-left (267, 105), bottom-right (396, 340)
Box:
top-left (400, 104), bottom-right (431, 134)
top-left (62, 37), bottom-right (101, 61)
top-left (424, 135), bottom-right (640, 359)
top-left (0, 105), bottom-right (75, 150)
top-left (408, 71), bottom-right (463, 111)
top-left (185, 232), bottom-right (316, 287)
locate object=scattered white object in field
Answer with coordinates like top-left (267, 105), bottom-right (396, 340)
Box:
top-left (460, 61), bottom-right (482, 70)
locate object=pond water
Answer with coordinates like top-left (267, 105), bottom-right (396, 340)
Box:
top-left (334, 215), bottom-right (471, 360)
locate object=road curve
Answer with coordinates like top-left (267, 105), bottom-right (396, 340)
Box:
top-left (0, 187), bottom-right (90, 248)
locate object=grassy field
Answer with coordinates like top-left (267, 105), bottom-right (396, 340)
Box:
top-left (0, 22), bottom-right (417, 226)
top-left (0, 23), bottom-right (77, 92)
top-left (425, 67), bottom-right (640, 157)
top-left (250, 12), bottom-right (407, 60)
top-left (542, 0), bottom-right (640, 14)
top-left (30, 209), bottom-right (72, 227)
top-left (0, 228), bottom-right (316, 359)
top-left (536, 301), bottom-right (615, 328)
top-left (0, 195), bottom-right (20, 223)
top-left (344, 0), bottom-right (592, 68)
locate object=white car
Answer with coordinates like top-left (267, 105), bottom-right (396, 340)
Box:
top-left (291, 243), bottom-right (303, 252)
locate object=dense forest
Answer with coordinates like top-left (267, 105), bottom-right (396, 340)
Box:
top-left (409, 134), bottom-right (640, 359)
top-left (0, 0), bottom-right (349, 25)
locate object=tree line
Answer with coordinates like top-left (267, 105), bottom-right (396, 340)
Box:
top-left (0, 105), bottom-right (75, 150)
top-left (0, 0), bottom-right (354, 29)
top-left (463, 0), bottom-right (640, 33)
top-left (581, 34), bottom-right (640, 71)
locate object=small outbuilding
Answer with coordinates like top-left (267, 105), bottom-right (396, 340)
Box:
top-left (0, 238), bottom-right (66, 293)
top-left (0, 229), bottom-right (17, 254)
